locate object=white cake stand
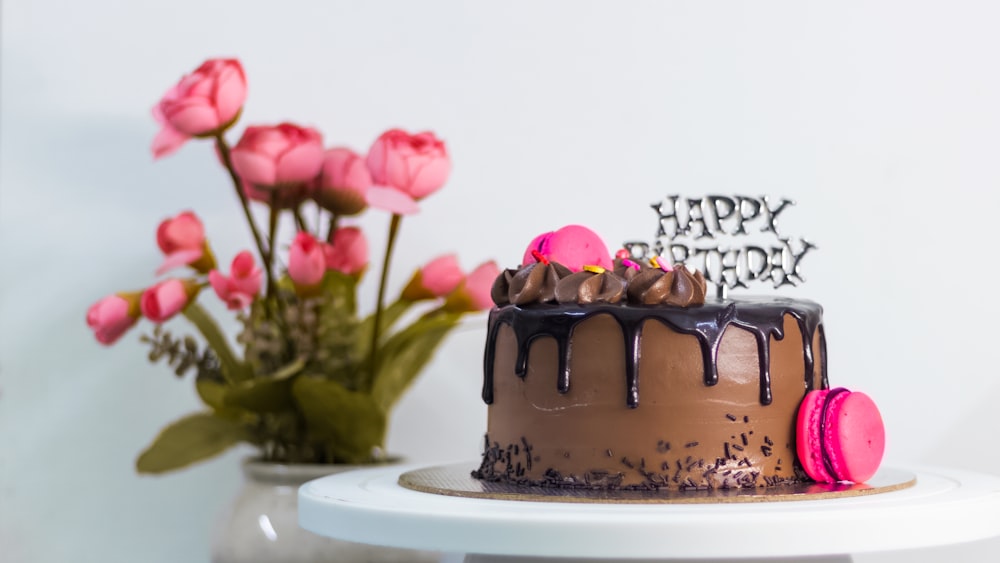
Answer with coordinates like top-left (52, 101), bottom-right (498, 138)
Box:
top-left (298, 463), bottom-right (1000, 562)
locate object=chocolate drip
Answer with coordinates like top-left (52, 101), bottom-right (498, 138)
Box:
top-left (483, 298), bottom-right (824, 409)
top-left (818, 324), bottom-right (829, 389)
top-left (789, 311), bottom-right (823, 392)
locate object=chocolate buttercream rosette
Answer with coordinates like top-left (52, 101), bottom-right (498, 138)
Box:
top-left (555, 265), bottom-right (627, 304)
top-left (612, 256), bottom-right (645, 282)
top-left (491, 260), bottom-right (573, 306)
top-left (625, 262), bottom-right (708, 307)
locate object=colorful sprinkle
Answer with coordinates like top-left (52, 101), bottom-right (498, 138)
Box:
top-left (621, 259), bottom-right (641, 271)
top-left (583, 264), bottom-right (606, 274)
top-left (615, 248), bottom-right (630, 260)
top-left (650, 256), bottom-right (673, 272)
top-left (530, 250), bottom-right (550, 265)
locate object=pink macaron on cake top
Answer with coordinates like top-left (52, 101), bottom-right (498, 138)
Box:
top-left (522, 225), bottom-right (614, 273)
top-left (796, 388), bottom-right (886, 484)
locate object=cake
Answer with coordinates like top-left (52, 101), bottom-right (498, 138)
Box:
top-left (471, 224), bottom-right (878, 491)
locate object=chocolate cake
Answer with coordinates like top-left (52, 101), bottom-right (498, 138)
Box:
top-left (472, 226), bottom-right (830, 491)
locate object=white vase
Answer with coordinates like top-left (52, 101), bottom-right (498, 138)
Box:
top-left (211, 458), bottom-right (440, 563)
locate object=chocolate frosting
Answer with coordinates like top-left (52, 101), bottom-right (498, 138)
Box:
top-left (626, 265), bottom-right (708, 307)
top-left (612, 258), bottom-right (644, 281)
top-left (483, 297), bottom-right (825, 408)
top-left (490, 268), bottom-right (517, 306)
top-left (555, 270), bottom-right (627, 304)
top-left (500, 261), bottom-right (573, 305)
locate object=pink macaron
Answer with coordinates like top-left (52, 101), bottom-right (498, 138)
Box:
top-left (796, 388), bottom-right (885, 484)
top-left (522, 225), bottom-right (614, 272)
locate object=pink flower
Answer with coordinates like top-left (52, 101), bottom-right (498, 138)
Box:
top-left (208, 251), bottom-right (262, 310)
top-left (152, 58), bottom-right (247, 158)
top-left (465, 261), bottom-right (501, 310)
top-left (444, 260), bottom-right (500, 312)
top-left (140, 279), bottom-right (199, 323)
top-left (314, 148), bottom-right (372, 215)
top-left (288, 231), bottom-right (326, 288)
top-left (156, 211), bottom-right (215, 275)
top-left (365, 186), bottom-right (420, 215)
top-left (401, 254), bottom-right (464, 301)
top-left (86, 292), bottom-right (142, 345)
top-left (231, 123), bottom-right (324, 193)
top-left (323, 227), bottom-right (368, 275)
top-left (522, 225), bottom-right (613, 272)
top-left (365, 129), bottom-right (450, 212)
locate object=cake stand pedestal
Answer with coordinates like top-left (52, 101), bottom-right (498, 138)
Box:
top-left (299, 464), bottom-right (1000, 562)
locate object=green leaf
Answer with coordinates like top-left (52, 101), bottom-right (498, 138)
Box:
top-left (291, 376), bottom-right (387, 464)
top-left (222, 357), bottom-right (305, 413)
top-left (136, 412), bottom-right (250, 474)
top-left (355, 299), bottom-right (413, 360)
top-left (371, 312), bottom-right (462, 412)
top-left (183, 302), bottom-right (252, 384)
top-left (195, 378), bottom-right (227, 411)
top-left (320, 270), bottom-right (359, 317)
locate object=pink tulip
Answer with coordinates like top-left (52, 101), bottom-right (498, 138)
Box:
top-left (208, 251), bottom-right (262, 310)
top-left (465, 261), bottom-right (501, 310)
top-left (156, 211), bottom-right (215, 274)
top-left (86, 292), bottom-right (141, 345)
top-left (140, 279), bottom-right (199, 323)
top-left (231, 123), bottom-right (324, 192)
top-left (366, 129), bottom-right (450, 202)
top-left (401, 254), bottom-right (464, 301)
top-left (152, 58), bottom-right (247, 158)
top-left (365, 186), bottom-right (420, 215)
top-left (323, 227), bottom-right (368, 275)
top-left (522, 225), bottom-right (613, 272)
top-left (444, 260), bottom-right (500, 312)
top-left (288, 231), bottom-right (326, 288)
top-left (314, 148), bottom-right (372, 215)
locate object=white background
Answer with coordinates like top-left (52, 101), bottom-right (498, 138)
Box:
top-left (2, 1), bottom-right (999, 561)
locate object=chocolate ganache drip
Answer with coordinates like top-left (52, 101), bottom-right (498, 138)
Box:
top-left (555, 269), bottom-right (627, 304)
top-left (626, 265), bottom-right (707, 307)
top-left (482, 298), bottom-right (824, 409)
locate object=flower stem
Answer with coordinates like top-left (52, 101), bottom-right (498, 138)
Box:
top-left (213, 134), bottom-right (274, 295)
top-left (183, 301), bottom-right (250, 384)
top-left (326, 213), bottom-right (340, 243)
top-left (267, 193), bottom-right (280, 301)
top-left (293, 206), bottom-right (308, 232)
top-left (369, 213), bottom-right (402, 385)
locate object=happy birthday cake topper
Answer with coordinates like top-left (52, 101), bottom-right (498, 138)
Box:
top-left (622, 195), bottom-right (816, 299)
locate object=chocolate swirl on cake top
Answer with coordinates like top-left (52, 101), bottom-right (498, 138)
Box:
top-left (626, 263), bottom-right (707, 307)
top-left (554, 266), bottom-right (627, 304)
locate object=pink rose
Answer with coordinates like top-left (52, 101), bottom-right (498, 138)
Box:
top-left (444, 260), bottom-right (500, 312)
top-left (314, 148), bottom-right (372, 215)
top-left (288, 231), bottom-right (326, 288)
top-left (323, 227), bottom-right (368, 276)
top-left (152, 58), bottom-right (247, 158)
top-left (231, 123), bottom-right (324, 197)
top-left (208, 251), bottom-right (262, 310)
top-left (522, 225), bottom-right (613, 272)
top-left (365, 129), bottom-right (450, 211)
top-left (140, 279), bottom-right (199, 323)
top-left (86, 292), bottom-right (141, 345)
top-left (401, 254), bottom-right (464, 301)
top-left (156, 211), bottom-right (215, 275)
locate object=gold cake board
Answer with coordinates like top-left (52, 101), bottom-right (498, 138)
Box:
top-left (398, 463), bottom-right (916, 504)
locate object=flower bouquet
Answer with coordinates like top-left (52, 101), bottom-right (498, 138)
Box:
top-left (86, 58), bottom-right (497, 473)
